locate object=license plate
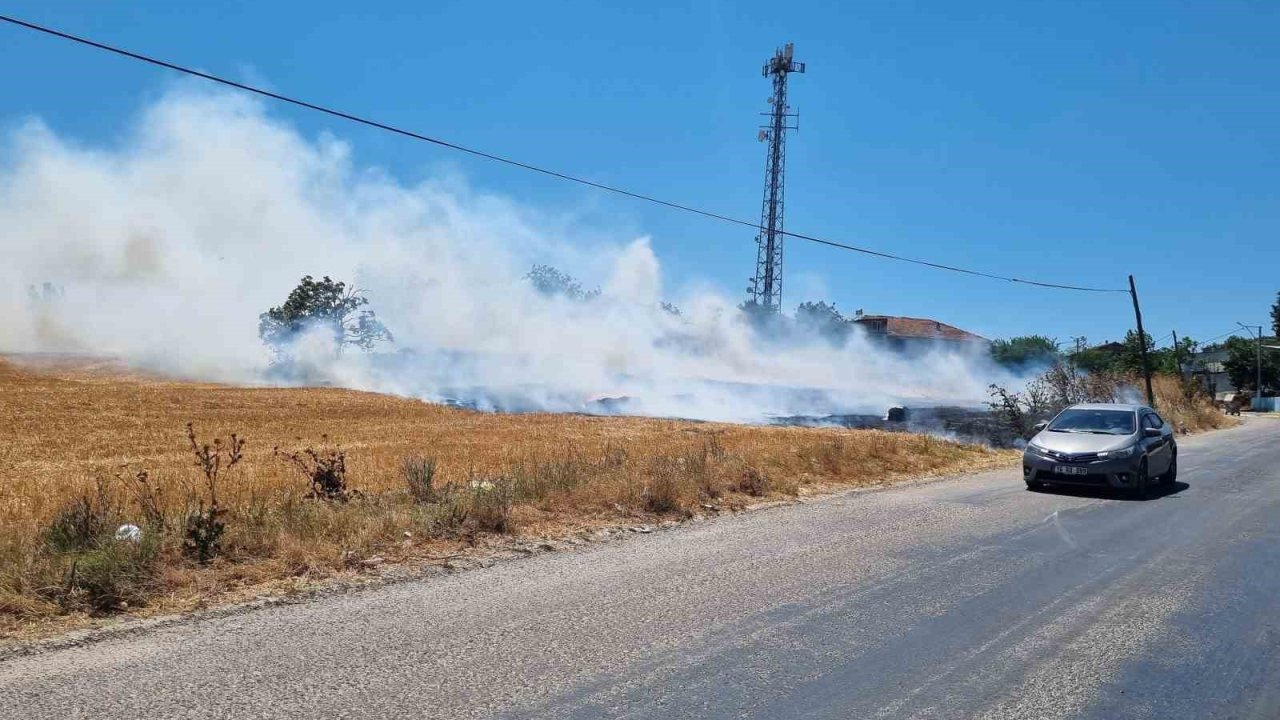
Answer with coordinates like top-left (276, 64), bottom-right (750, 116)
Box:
top-left (1054, 465), bottom-right (1088, 476)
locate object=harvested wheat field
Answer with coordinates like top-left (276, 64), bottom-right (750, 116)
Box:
top-left (0, 355), bottom-right (1014, 639)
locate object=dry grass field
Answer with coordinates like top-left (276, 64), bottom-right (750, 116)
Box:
top-left (1148, 373), bottom-right (1238, 433)
top-left (0, 355), bottom-right (1014, 638)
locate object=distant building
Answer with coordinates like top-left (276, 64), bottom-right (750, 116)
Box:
top-left (851, 310), bottom-right (988, 352)
top-left (1187, 348), bottom-right (1236, 401)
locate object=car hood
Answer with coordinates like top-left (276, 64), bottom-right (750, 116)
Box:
top-left (1031, 431), bottom-right (1136, 454)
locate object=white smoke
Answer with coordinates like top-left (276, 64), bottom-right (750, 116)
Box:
top-left (0, 88), bottom-right (1021, 422)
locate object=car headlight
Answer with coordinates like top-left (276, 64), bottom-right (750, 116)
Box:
top-left (1097, 445), bottom-right (1136, 459)
top-left (1027, 441), bottom-right (1050, 457)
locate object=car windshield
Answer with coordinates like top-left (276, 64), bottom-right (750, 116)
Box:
top-left (1047, 408), bottom-right (1136, 435)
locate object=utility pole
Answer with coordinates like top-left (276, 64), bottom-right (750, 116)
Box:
top-left (1128, 275), bottom-right (1155, 407)
top-left (747, 42), bottom-right (805, 313)
top-left (1171, 330), bottom-right (1183, 378)
top-left (1238, 322), bottom-right (1263, 406)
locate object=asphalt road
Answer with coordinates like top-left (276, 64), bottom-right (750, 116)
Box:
top-left (4, 418), bottom-right (1279, 719)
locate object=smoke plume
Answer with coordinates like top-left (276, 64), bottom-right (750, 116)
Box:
top-left (0, 88), bottom-right (1019, 422)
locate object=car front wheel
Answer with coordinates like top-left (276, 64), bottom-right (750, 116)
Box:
top-left (1161, 453), bottom-right (1178, 485)
top-left (1134, 460), bottom-right (1150, 499)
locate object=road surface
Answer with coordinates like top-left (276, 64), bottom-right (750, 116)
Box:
top-left (3, 418), bottom-right (1278, 719)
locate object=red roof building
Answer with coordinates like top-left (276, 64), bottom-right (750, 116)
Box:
top-left (852, 312), bottom-right (988, 345)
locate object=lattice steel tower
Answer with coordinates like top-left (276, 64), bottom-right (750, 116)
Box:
top-left (747, 42), bottom-right (805, 313)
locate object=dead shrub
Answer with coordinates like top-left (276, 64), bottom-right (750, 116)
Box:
top-left (736, 467), bottom-right (772, 497)
top-left (601, 442), bottom-right (628, 469)
top-left (182, 424), bottom-right (242, 564)
top-left (402, 455), bottom-right (439, 504)
top-left (426, 495), bottom-right (470, 538)
top-left (644, 458), bottom-right (686, 514)
top-left (685, 445), bottom-right (721, 499)
top-left (460, 477), bottom-right (515, 538)
top-left (121, 468), bottom-right (168, 533)
top-left (704, 434), bottom-right (727, 461)
top-left (275, 436), bottom-right (352, 501)
top-left (817, 438), bottom-right (846, 475)
top-left (183, 507), bottom-right (225, 566)
top-left (988, 361), bottom-right (1130, 442)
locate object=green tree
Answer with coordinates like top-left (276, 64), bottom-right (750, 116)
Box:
top-left (258, 275), bottom-right (392, 357)
top-left (795, 301), bottom-right (850, 343)
top-left (1223, 335), bottom-right (1280, 394)
top-left (1271, 291), bottom-right (1280, 338)
top-left (737, 299), bottom-right (785, 335)
top-left (1069, 346), bottom-right (1117, 374)
top-left (525, 265), bottom-right (599, 302)
top-left (1112, 330), bottom-right (1158, 374)
top-left (990, 335), bottom-right (1060, 370)
top-left (1150, 335), bottom-right (1198, 375)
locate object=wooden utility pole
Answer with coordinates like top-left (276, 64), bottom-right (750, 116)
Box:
top-left (1171, 330), bottom-right (1183, 378)
top-left (1129, 275), bottom-right (1155, 407)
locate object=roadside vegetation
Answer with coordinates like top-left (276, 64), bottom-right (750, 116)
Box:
top-left (0, 357), bottom-right (1011, 638)
top-left (988, 361), bottom-right (1235, 438)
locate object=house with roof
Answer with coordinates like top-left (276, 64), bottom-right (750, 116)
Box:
top-left (851, 310), bottom-right (989, 353)
top-left (1187, 347), bottom-right (1237, 401)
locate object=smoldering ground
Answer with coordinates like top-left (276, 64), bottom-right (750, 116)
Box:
top-left (1, 87), bottom-right (1023, 423)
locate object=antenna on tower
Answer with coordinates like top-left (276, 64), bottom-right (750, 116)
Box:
top-left (747, 42), bottom-right (805, 313)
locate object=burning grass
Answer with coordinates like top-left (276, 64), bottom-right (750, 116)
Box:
top-left (0, 356), bottom-right (1012, 639)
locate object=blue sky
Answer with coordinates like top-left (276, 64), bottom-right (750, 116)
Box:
top-left (1, 1), bottom-right (1277, 346)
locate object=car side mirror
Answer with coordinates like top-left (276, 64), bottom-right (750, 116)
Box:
top-left (1143, 427), bottom-right (1161, 438)
top-left (1031, 421), bottom-right (1048, 433)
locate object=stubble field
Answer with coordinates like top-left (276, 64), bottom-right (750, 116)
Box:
top-left (0, 355), bottom-right (1013, 639)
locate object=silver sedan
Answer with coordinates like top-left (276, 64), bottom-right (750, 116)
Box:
top-left (1023, 402), bottom-right (1177, 497)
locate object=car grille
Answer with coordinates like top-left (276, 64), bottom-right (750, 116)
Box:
top-left (1043, 450), bottom-right (1099, 463)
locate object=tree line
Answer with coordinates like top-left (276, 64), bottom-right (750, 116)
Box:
top-left (255, 271), bottom-right (1280, 397)
top-left (990, 290), bottom-right (1280, 395)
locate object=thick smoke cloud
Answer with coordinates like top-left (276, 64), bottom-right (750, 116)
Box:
top-left (0, 88), bottom-right (1019, 422)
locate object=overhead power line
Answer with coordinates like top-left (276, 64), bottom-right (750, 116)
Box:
top-left (0, 14), bottom-right (1130, 294)
top-left (1199, 328), bottom-right (1242, 345)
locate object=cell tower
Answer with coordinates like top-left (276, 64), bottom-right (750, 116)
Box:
top-left (747, 42), bottom-right (805, 313)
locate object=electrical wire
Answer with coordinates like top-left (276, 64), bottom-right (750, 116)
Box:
top-left (0, 14), bottom-right (1131, 294)
top-left (1199, 328), bottom-right (1243, 346)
